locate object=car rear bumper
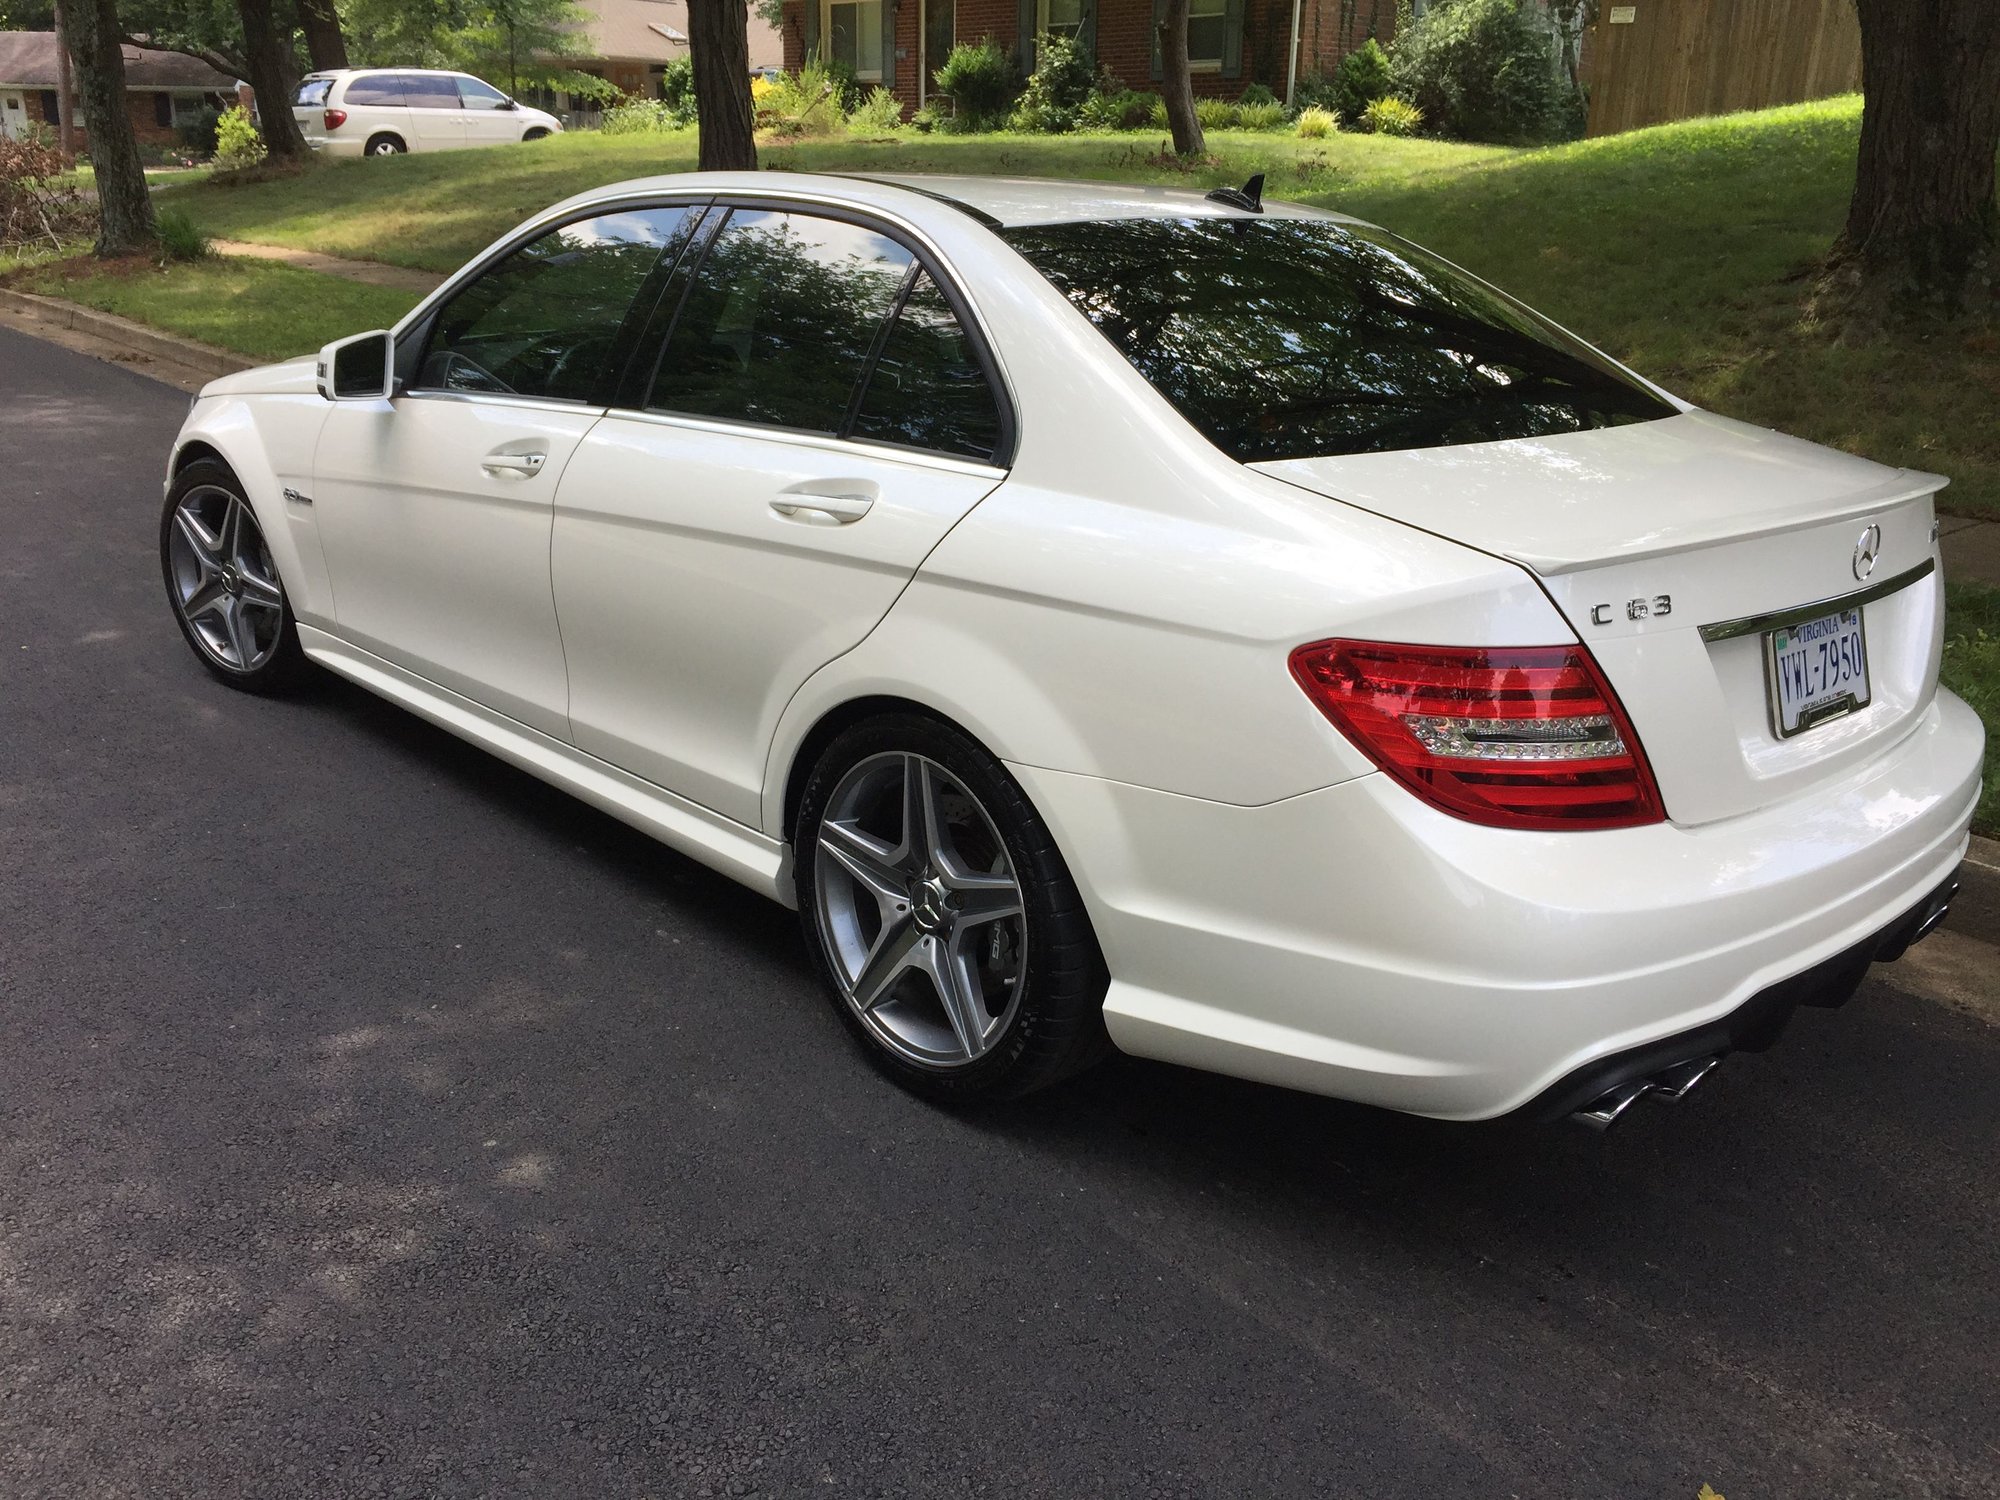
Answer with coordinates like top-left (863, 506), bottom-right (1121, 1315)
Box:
top-left (309, 136), bottom-right (366, 156)
top-left (1012, 688), bottom-right (1984, 1121)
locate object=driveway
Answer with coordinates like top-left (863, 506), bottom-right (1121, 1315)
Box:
top-left (2, 324), bottom-right (1996, 1500)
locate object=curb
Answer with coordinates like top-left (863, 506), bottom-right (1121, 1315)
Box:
top-left (0, 287), bottom-right (254, 380)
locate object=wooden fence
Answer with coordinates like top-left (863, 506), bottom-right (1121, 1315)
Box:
top-left (1580, 0), bottom-right (1862, 137)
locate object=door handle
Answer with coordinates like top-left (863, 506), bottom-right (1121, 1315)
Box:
top-left (770, 491), bottom-right (874, 524)
top-left (482, 451), bottom-right (547, 477)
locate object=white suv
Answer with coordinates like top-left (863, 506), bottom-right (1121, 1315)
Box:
top-left (293, 69), bottom-right (563, 157)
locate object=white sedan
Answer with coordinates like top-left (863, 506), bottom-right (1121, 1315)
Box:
top-left (158, 173), bottom-right (1984, 1126)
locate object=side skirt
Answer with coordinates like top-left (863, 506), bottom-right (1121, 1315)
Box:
top-left (298, 625), bottom-right (794, 907)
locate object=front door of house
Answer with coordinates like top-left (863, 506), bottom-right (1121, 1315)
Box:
top-left (921, 0), bottom-right (954, 105)
top-left (0, 93), bottom-right (26, 141)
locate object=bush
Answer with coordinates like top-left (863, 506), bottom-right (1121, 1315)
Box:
top-left (658, 56), bottom-right (699, 124)
top-left (848, 84), bottom-right (903, 133)
top-left (601, 98), bottom-right (686, 134)
top-left (758, 58), bottom-right (848, 136)
top-left (932, 37), bottom-right (1020, 130)
top-left (1078, 87), bottom-right (1160, 130)
top-left (175, 105), bottom-right (221, 158)
top-left (213, 105), bottom-right (266, 171)
top-left (1237, 81), bottom-right (1278, 107)
top-left (1195, 97), bottom-right (1240, 130)
top-left (1387, 0), bottom-right (1571, 142)
top-left (0, 134), bottom-right (90, 250)
top-left (1362, 95), bottom-right (1423, 135)
top-left (1332, 37), bottom-right (1391, 121)
top-left (154, 206), bottom-right (210, 262)
top-left (1008, 32), bottom-right (1098, 132)
top-left (1294, 104), bottom-right (1339, 138)
top-left (1236, 101), bottom-right (1288, 131)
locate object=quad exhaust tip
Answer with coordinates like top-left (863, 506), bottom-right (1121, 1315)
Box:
top-left (1571, 1056), bottom-right (1720, 1131)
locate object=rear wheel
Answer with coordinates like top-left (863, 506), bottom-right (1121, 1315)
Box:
top-left (365, 133), bottom-right (405, 156)
top-left (160, 459), bottom-right (306, 692)
top-left (795, 714), bottom-right (1110, 1102)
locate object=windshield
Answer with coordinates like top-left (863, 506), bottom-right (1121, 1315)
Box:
top-left (1002, 217), bottom-right (1675, 463)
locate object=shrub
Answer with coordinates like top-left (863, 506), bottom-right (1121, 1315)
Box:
top-left (1294, 104), bottom-right (1339, 138)
top-left (0, 134), bottom-right (90, 250)
top-left (1237, 81), bottom-right (1278, 107)
top-left (1078, 88), bottom-right (1159, 130)
top-left (154, 206), bottom-right (210, 262)
top-left (213, 105), bottom-right (266, 171)
top-left (1194, 97), bottom-right (1239, 130)
top-left (821, 56), bottom-right (865, 113)
top-left (1292, 70), bottom-right (1338, 113)
top-left (1333, 37), bottom-right (1391, 121)
top-left (175, 105), bottom-right (222, 158)
top-left (1362, 95), bottom-right (1423, 135)
top-left (758, 58), bottom-right (848, 136)
top-left (932, 37), bottom-right (1020, 130)
top-left (601, 98), bottom-right (686, 134)
top-left (848, 84), bottom-right (903, 132)
top-left (1236, 101), bottom-right (1288, 131)
top-left (1008, 31), bottom-right (1097, 132)
top-left (658, 56), bottom-right (699, 124)
top-left (1387, 0), bottom-right (1571, 142)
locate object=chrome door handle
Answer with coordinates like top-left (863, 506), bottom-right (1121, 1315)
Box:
top-left (771, 492), bottom-right (874, 523)
top-left (482, 451), bottom-right (547, 477)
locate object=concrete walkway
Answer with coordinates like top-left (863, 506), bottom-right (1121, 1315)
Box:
top-left (211, 239), bottom-right (446, 295)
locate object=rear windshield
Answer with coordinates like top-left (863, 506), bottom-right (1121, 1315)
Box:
top-left (295, 78), bottom-right (333, 107)
top-left (1002, 217), bottom-right (1674, 463)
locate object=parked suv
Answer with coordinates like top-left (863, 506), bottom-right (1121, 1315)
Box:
top-left (293, 69), bottom-right (562, 157)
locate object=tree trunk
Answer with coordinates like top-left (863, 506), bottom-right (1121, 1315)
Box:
top-left (52, 0), bottom-right (77, 153)
top-left (236, 0), bottom-right (309, 159)
top-left (1158, 0), bottom-right (1205, 157)
top-left (1837, 0), bottom-right (2000, 311)
top-left (61, 0), bottom-right (156, 254)
top-left (297, 0), bottom-right (349, 72)
top-left (689, 0), bottom-right (757, 172)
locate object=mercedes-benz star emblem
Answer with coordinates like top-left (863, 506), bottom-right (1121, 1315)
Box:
top-left (1853, 524), bottom-right (1882, 581)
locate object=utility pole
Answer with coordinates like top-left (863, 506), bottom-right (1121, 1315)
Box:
top-left (52, 0), bottom-right (77, 154)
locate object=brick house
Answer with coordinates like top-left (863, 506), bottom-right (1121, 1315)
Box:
top-left (780, 0), bottom-right (1394, 112)
top-left (0, 31), bottom-right (238, 148)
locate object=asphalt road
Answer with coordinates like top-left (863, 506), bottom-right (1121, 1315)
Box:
top-left (3, 323), bottom-right (1997, 1500)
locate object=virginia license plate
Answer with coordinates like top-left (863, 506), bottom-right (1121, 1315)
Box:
top-left (1767, 607), bottom-right (1870, 738)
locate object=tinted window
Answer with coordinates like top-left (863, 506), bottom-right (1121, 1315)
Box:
top-left (850, 272), bottom-right (1002, 461)
top-left (458, 75), bottom-right (511, 109)
top-left (341, 73), bottom-right (405, 106)
top-left (295, 78), bottom-right (333, 107)
top-left (402, 74), bottom-right (462, 109)
top-left (647, 209), bottom-right (912, 433)
top-left (1003, 217), bottom-right (1674, 462)
top-left (418, 206), bottom-right (698, 402)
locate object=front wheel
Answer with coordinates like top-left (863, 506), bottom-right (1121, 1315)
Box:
top-left (160, 459), bottom-right (307, 692)
top-left (795, 714), bottom-right (1110, 1102)
top-left (522, 127), bottom-right (551, 141)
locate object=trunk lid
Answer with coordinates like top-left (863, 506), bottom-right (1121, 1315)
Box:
top-left (1256, 411), bottom-right (1947, 826)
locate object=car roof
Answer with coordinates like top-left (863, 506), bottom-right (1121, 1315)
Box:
top-left (548, 171), bottom-right (1366, 232)
top-left (306, 67), bottom-right (467, 79)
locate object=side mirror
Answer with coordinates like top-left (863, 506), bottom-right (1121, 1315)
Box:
top-left (317, 329), bottom-right (395, 401)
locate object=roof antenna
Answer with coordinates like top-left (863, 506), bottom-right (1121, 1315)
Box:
top-left (1205, 172), bottom-right (1265, 214)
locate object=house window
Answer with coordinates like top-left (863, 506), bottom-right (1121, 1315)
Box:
top-left (1037, 0), bottom-right (1084, 44)
top-left (1187, 0), bottom-right (1227, 69)
top-left (170, 93), bottom-right (208, 127)
top-left (822, 0), bottom-right (885, 81)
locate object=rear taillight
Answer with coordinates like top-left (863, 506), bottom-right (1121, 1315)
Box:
top-left (1289, 640), bottom-right (1664, 831)
top-left (323, 108), bottom-right (348, 130)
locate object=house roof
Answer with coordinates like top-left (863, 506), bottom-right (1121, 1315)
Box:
top-left (0, 30), bottom-right (237, 89)
top-left (574, 0), bottom-right (690, 61)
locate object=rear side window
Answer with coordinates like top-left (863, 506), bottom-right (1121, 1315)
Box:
top-left (402, 74), bottom-right (462, 109)
top-left (295, 78), bottom-right (333, 107)
top-left (341, 73), bottom-right (405, 106)
top-left (647, 209), bottom-right (915, 434)
top-left (1003, 217), bottom-right (1674, 463)
top-left (417, 206), bottom-right (700, 403)
top-left (849, 272), bottom-right (1002, 462)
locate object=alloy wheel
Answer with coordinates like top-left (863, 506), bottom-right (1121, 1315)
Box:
top-left (167, 486), bottom-right (285, 673)
top-left (813, 752), bottom-right (1028, 1068)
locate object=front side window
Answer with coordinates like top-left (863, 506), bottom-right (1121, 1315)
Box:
top-left (850, 272), bottom-right (1003, 462)
top-left (1004, 216), bottom-right (1674, 463)
top-left (647, 209), bottom-right (913, 434)
top-left (341, 73), bottom-right (405, 106)
top-left (418, 205), bottom-right (699, 403)
top-left (458, 75), bottom-right (512, 109)
top-left (823, 0), bottom-right (884, 79)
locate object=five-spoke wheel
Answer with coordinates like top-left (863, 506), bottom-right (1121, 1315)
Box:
top-left (797, 715), bottom-right (1109, 1100)
top-left (161, 458), bottom-right (305, 691)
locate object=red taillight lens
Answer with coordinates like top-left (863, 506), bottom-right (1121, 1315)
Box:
top-left (323, 108), bottom-right (348, 130)
top-left (1289, 640), bottom-right (1664, 831)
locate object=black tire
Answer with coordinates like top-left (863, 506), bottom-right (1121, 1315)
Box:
top-left (160, 457), bottom-right (309, 694)
top-left (794, 713), bottom-right (1111, 1103)
top-left (522, 127), bottom-right (551, 141)
top-left (365, 133), bottom-right (406, 156)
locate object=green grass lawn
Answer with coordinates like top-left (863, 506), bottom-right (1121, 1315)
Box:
top-left (15, 255), bottom-right (417, 363)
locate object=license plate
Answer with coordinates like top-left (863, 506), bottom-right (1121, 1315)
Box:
top-left (1766, 607), bottom-right (1870, 738)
